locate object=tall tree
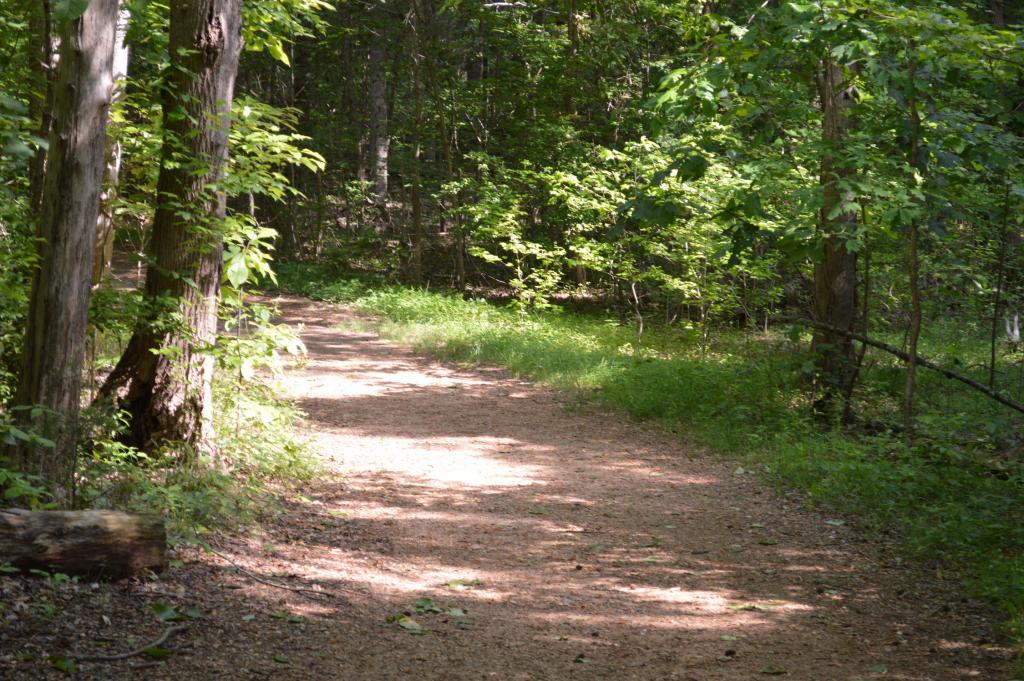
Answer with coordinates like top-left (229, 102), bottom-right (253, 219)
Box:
top-left (13, 0), bottom-right (120, 502)
top-left (25, 0), bottom-right (55, 214)
top-left (93, 4), bottom-right (132, 284)
top-left (812, 56), bottom-right (858, 412)
top-left (100, 0), bottom-right (243, 455)
top-left (367, 16), bottom-right (390, 205)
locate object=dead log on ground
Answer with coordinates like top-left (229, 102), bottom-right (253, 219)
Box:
top-left (0, 509), bottom-right (166, 579)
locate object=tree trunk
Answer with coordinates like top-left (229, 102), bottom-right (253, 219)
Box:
top-left (413, 0), bottom-right (461, 290)
top-left (93, 4), bottom-right (131, 285)
top-left (0, 509), bottom-right (165, 580)
top-left (367, 41), bottom-right (390, 205)
top-left (812, 58), bottom-right (858, 412)
top-left (989, 184), bottom-right (1011, 389)
top-left (97, 0), bottom-right (242, 457)
top-left (902, 54), bottom-right (924, 430)
top-left (990, 0), bottom-right (1005, 28)
top-left (26, 0), bottom-right (56, 214)
top-left (564, 0), bottom-right (578, 115)
top-left (12, 0), bottom-right (119, 505)
top-left (409, 8), bottom-right (426, 285)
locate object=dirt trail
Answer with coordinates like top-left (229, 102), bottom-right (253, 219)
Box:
top-left (1, 295), bottom-right (1015, 680)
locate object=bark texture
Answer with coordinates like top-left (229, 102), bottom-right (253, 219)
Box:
top-left (93, 6), bottom-right (132, 284)
top-left (367, 39), bottom-right (390, 203)
top-left (98, 0), bottom-right (243, 455)
top-left (12, 0), bottom-right (119, 503)
top-left (812, 59), bottom-right (858, 409)
top-left (0, 508), bottom-right (166, 579)
top-left (26, 0), bottom-right (56, 214)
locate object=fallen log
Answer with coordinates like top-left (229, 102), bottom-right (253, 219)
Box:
top-left (0, 509), bottom-right (166, 580)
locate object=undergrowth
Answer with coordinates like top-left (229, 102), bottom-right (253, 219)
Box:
top-left (0, 292), bottom-right (317, 542)
top-left (277, 262), bottom-right (1024, 655)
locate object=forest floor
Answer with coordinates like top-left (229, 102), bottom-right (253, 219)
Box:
top-left (1, 295), bottom-right (1019, 680)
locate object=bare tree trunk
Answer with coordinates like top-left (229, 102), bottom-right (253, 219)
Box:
top-left (367, 41), bottom-right (390, 205)
top-left (413, 0), bottom-right (462, 290)
top-left (93, 4), bottom-right (131, 284)
top-left (12, 0), bottom-right (119, 504)
top-left (842, 213), bottom-right (870, 422)
top-left (812, 58), bottom-right (858, 412)
top-left (409, 8), bottom-right (426, 285)
top-left (990, 0), bottom-right (1005, 28)
top-left (902, 54), bottom-right (923, 430)
top-left (564, 0), bottom-right (578, 115)
top-left (98, 0), bottom-right (242, 457)
top-left (26, 0), bottom-right (56, 214)
top-left (989, 183), bottom-right (1011, 389)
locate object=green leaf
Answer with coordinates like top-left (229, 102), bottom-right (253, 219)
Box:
top-left (414, 597), bottom-right (443, 614)
top-left (3, 140), bottom-right (33, 160)
top-left (49, 656), bottom-right (77, 674)
top-left (267, 40), bottom-right (291, 66)
top-left (143, 646), bottom-right (172, 659)
top-left (53, 0), bottom-right (91, 22)
top-left (225, 255), bottom-right (249, 287)
top-left (151, 602), bottom-right (182, 622)
top-left (273, 653), bottom-right (290, 663)
top-left (396, 616), bottom-right (427, 634)
top-left (0, 94), bottom-right (27, 114)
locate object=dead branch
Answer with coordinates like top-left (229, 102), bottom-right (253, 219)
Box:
top-left (72, 625), bottom-right (187, 662)
top-left (209, 547), bottom-right (358, 600)
top-left (779, 316), bottom-right (1024, 415)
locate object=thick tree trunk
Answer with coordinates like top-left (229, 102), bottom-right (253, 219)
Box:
top-left (990, 0), bottom-right (1005, 28)
top-left (93, 5), bottom-right (131, 285)
top-left (812, 58), bottom-right (858, 411)
top-left (98, 0), bottom-right (242, 456)
top-left (12, 0), bottom-right (119, 504)
top-left (0, 509), bottom-right (165, 579)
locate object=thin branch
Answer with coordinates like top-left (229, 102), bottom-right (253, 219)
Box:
top-left (209, 547), bottom-right (359, 600)
top-left (746, 0), bottom-right (773, 26)
top-left (778, 316), bottom-right (1024, 415)
top-left (72, 625), bottom-right (188, 662)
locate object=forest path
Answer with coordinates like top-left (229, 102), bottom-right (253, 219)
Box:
top-left (14, 294), bottom-right (1007, 680)
top-left (173, 294), bottom-right (1005, 681)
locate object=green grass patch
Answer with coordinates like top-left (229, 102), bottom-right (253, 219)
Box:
top-left (277, 265), bottom-right (1024, 653)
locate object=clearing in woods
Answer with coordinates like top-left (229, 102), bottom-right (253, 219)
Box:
top-left (2, 295), bottom-right (1014, 680)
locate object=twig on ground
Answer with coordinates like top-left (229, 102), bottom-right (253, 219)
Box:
top-left (209, 546), bottom-right (358, 600)
top-left (72, 625), bottom-right (188, 662)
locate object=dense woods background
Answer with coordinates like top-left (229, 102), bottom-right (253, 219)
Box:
top-left (1, 0), bottom-right (1023, 661)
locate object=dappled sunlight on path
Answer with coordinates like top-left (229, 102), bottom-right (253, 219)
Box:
top-left (142, 295), bottom-right (1010, 681)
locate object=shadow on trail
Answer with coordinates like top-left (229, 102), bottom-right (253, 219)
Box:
top-left (176, 295), bottom-right (1003, 681)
